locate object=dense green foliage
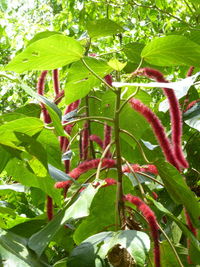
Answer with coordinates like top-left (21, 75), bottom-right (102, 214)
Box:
top-left (0, 1), bottom-right (200, 266)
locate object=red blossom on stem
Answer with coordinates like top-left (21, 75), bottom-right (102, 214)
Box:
top-left (104, 74), bottom-right (113, 86)
top-left (46, 195), bottom-right (53, 221)
top-left (103, 124), bottom-right (112, 157)
top-left (124, 194), bottom-right (160, 267)
top-left (129, 98), bottom-right (180, 170)
top-left (55, 158), bottom-right (116, 189)
top-left (89, 134), bottom-right (104, 148)
top-left (81, 122), bottom-right (89, 160)
top-left (184, 99), bottom-right (200, 112)
top-left (53, 69), bottom-right (60, 95)
top-left (135, 67), bottom-right (188, 169)
top-left (186, 66), bottom-right (194, 77)
top-left (185, 209), bottom-right (197, 264)
top-left (37, 71), bottom-right (51, 124)
top-left (122, 164), bottom-right (158, 175)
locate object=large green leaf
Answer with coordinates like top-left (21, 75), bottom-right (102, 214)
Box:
top-left (141, 35), bottom-right (200, 67)
top-left (150, 198), bottom-right (200, 252)
top-left (65, 57), bottom-right (113, 104)
top-left (156, 161), bottom-right (200, 228)
top-left (68, 230), bottom-right (150, 267)
top-left (0, 117), bottom-right (43, 148)
top-left (0, 229), bottom-right (43, 267)
top-left (74, 186), bottom-right (116, 244)
top-left (6, 158), bottom-right (61, 205)
top-left (123, 42), bottom-right (145, 63)
top-left (28, 184), bottom-right (100, 256)
top-left (86, 19), bottom-right (124, 38)
top-left (5, 34), bottom-right (84, 72)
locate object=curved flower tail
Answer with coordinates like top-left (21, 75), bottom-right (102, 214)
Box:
top-left (123, 194), bottom-right (160, 267)
top-left (129, 98), bottom-right (180, 170)
top-left (52, 69), bottom-right (60, 95)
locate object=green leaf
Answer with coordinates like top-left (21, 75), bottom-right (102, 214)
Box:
top-left (37, 129), bottom-right (62, 169)
top-left (5, 34), bottom-right (84, 73)
top-left (108, 58), bottom-right (127, 71)
top-left (20, 82), bottom-right (66, 137)
top-left (28, 184), bottom-right (100, 256)
top-left (141, 35), bottom-right (200, 67)
top-left (74, 186), bottom-right (116, 244)
top-left (0, 229), bottom-right (43, 267)
top-left (86, 19), bottom-right (124, 38)
top-left (69, 230), bottom-right (150, 267)
top-left (150, 198), bottom-right (200, 252)
top-left (65, 57), bottom-right (112, 104)
top-left (6, 158), bottom-right (61, 205)
top-left (27, 31), bottom-right (61, 46)
top-left (184, 102), bottom-right (200, 131)
top-left (156, 161), bottom-right (200, 228)
top-left (123, 42), bottom-right (145, 63)
top-left (0, 145), bottom-right (11, 172)
top-left (0, 117), bottom-right (43, 148)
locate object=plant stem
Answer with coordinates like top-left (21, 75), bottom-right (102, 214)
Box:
top-left (81, 58), bottom-right (116, 93)
top-left (114, 88), bottom-right (125, 229)
top-left (158, 224), bottom-right (184, 267)
top-left (136, 171), bottom-right (164, 187)
top-left (62, 116), bottom-right (114, 127)
top-left (85, 95), bottom-right (96, 159)
top-left (119, 128), bottom-right (150, 163)
top-left (117, 86), bottom-right (140, 114)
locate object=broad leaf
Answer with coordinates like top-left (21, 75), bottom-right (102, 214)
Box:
top-left (5, 34), bottom-right (84, 72)
top-left (141, 35), bottom-right (200, 67)
top-left (28, 184), bottom-right (100, 256)
top-left (86, 19), bottom-right (124, 38)
top-left (123, 42), bottom-right (145, 63)
top-left (156, 161), bottom-right (200, 228)
top-left (68, 230), bottom-right (150, 267)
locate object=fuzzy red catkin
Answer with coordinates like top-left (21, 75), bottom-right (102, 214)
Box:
top-left (81, 122), bottom-right (89, 160)
top-left (55, 158), bottom-right (116, 189)
top-left (104, 74), bottom-right (113, 86)
top-left (103, 124), bottom-right (112, 157)
top-left (122, 164), bottom-right (158, 175)
top-left (53, 69), bottom-right (60, 95)
top-left (90, 134), bottom-right (104, 148)
top-left (136, 68), bottom-right (188, 169)
top-left (129, 98), bottom-right (180, 170)
top-left (184, 209), bottom-right (197, 264)
top-left (124, 194), bottom-right (160, 267)
top-left (186, 66), bottom-right (194, 77)
top-left (37, 71), bottom-right (51, 124)
top-left (46, 195), bottom-right (53, 221)
top-left (184, 99), bottom-right (200, 112)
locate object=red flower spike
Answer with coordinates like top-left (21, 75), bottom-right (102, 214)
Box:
top-left (46, 195), bottom-right (53, 221)
top-left (54, 90), bottom-right (64, 105)
top-left (37, 70), bottom-right (48, 95)
top-left (135, 67), bottom-right (188, 169)
top-left (104, 74), bottom-right (113, 86)
top-left (53, 69), bottom-right (60, 95)
top-left (122, 164), bottom-right (158, 175)
top-left (124, 194), bottom-right (160, 267)
top-left (185, 209), bottom-right (197, 264)
top-left (37, 71), bottom-right (52, 124)
top-left (55, 158), bottom-right (116, 189)
top-left (186, 66), bottom-right (194, 77)
top-left (81, 122), bottom-right (89, 160)
top-left (129, 98), bottom-right (180, 170)
top-left (90, 134), bottom-right (104, 148)
top-left (184, 99), bottom-right (200, 112)
top-left (152, 191), bottom-right (158, 200)
top-left (103, 124), bottom-right (112, 157)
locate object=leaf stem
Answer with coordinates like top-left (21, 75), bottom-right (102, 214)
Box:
top-left (119, 128), bottom-right (150, 163)
top-left (81, 58), bottom-right (116, 93)
top-left (114, 88), bottom-right (126, 229)
top-left (158, 224), bottom-right (184, 267)
top-left (62, 116), bottom-right (114, 127)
